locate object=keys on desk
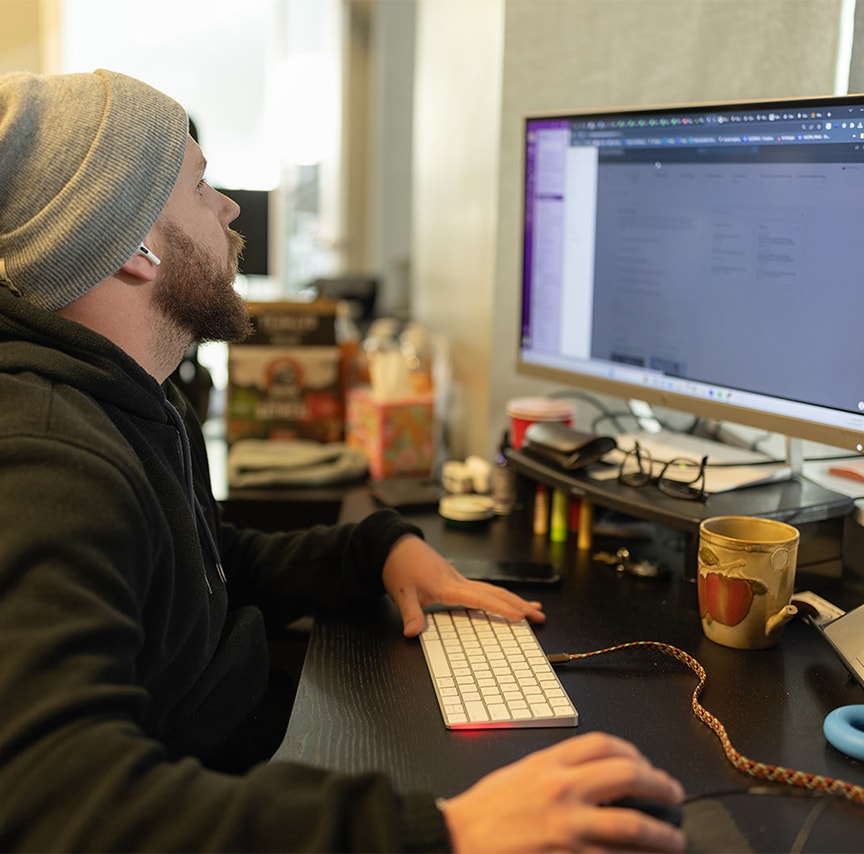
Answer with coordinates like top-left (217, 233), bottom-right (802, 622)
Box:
top-left (419, 608), bottom-right (579, 729)
top-left (593, 547), bottom-right (663, 578)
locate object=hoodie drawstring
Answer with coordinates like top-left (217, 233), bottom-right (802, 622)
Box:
top-left (164, 400), bottom-right (225, 594)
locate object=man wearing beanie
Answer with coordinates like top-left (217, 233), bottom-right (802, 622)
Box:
top-left (0, 69), bottom-right (685, 853)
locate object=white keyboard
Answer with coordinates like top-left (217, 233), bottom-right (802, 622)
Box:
top-left (419, 608), bottom-right (579, 729)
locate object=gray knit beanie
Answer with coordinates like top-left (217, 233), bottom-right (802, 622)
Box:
top-left (0, 69), bottom-right (188, 311)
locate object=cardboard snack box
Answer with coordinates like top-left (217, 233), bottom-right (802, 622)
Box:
top-left (226, 300), bottom-right (345, 445)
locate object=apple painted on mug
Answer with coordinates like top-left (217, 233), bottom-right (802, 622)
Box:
top-left (697, 549), bottom-right (768, 627)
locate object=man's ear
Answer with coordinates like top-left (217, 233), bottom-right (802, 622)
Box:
top-left (120, 249), bottom-right (160, 283)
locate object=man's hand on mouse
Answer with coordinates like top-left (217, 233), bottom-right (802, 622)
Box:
top-left (437, 732), bottom-right (687, 853)
top-left (381, 535), bottom-right (546, 637)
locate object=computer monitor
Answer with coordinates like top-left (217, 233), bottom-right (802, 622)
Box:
top-left (218, 188), bottom-right (270, 277)
top-left (517, 96), bottom-right (864, 457)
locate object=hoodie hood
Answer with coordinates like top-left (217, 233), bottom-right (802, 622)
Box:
top-left (0, 285), bottom-right (171, 424)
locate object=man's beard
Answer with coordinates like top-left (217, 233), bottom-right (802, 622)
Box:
top-left (152, 220), bottom-right (253, 345)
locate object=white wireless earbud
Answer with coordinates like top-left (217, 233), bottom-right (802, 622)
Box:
top-left (136, 244), bottom-right (161, 266)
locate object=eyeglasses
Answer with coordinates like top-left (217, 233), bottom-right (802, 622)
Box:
top-left (617, 441), bottom-right (708, 502)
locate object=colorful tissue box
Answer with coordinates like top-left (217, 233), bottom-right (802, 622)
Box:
top-left (346, 387), bottom-right (435, 479)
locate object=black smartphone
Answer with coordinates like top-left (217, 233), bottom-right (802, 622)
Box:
top-left (369, 477), bottom-right (442, 510)
top-left (450, 558), bottom-right (561, 586)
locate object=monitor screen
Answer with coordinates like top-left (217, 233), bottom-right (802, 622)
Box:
top-left (518, 96), bottom-right (864, 455)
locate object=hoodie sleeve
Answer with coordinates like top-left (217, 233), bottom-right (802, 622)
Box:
top-left (0, 400), bottom-right (449, 852)
top-left (183, 400), bottom-right (425, 629)
top-left (219, 507), bottom-right (425, 628)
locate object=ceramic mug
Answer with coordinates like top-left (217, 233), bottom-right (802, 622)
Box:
top-left (697, 516), bottom-right (799, 649)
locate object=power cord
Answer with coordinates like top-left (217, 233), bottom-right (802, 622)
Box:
top-left (548, 640), bottom-right (864, 804)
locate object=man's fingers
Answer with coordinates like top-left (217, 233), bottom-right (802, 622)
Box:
top-left (581, 805), bottom-right (687, 853)
top-left (437, 578), bottom-right (547, 623)
top-left (536, 732), bottom-right (644, 768)
top-left (530, 734), bottom-right (684, 802)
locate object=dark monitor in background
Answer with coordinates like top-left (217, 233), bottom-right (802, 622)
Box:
top-left (309, 276), bottom-right (379, 324)
top-left (517, 97), bottom-right (864, 456)
top-left (219, 188), bottom-right (270, 276)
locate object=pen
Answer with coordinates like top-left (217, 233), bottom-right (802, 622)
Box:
top-left (577, 499), bottom-right (593, 550)
top-left (533, 484), bottom-right (549, 536)
top-left (569, 497), bottom-right (581, 532)
top-left (550, 489), bottom-right (568, 543)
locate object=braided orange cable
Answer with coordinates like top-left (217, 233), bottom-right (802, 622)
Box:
top-left (559, 641), bottom-right (864, 804)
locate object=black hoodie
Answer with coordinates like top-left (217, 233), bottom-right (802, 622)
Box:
top-left (0, 288), bottom-right (449, 852)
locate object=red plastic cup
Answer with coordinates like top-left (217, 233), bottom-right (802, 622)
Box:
top-left (506, 397), bottom-right (573, 449)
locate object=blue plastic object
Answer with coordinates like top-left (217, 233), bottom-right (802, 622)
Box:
top-left (823, 705), bottom-right (864, 760)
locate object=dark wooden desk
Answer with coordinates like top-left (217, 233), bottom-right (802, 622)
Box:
top-left (220, 485), bottom-right (348, 532)
top-left (276, 489), bottom-right (864, 852)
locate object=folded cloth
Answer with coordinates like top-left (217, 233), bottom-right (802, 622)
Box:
top-left (227, 439), bottom-right (369, 488)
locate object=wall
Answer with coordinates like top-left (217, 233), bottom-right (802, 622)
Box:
top-left (412, 0), bottom-right (844, 459)
top-left (412, 0), bottom-right (505, 459)
top-left (368, 0), bottom-right (415, 316)
top-left (0, 0), bottom-right (60, 73)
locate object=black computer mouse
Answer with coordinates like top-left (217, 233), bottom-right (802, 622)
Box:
top-left (605, 796), bottom-right (683, 827)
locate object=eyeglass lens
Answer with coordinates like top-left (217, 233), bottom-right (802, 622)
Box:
top-left (618, 443), bottom-right (707, 501)
top-left (619, 444), bottom-right (652, 486)
top-left (658, 455), bottom-right (707, 500)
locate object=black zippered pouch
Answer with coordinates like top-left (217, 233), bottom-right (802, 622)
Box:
top-left (521, 422), bottom-right (617, 471)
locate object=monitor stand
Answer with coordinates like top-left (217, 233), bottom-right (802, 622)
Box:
top-left (507, 436), bottom-right (853, 580)
top-left (785, 435), bottom-right (804, 477)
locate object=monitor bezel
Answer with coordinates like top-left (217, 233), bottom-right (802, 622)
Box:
top-left (516, 95), bottom-right (864, 455)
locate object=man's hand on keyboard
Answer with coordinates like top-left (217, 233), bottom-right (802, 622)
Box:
top-left (381, 535), bottom-right (546, 637)
top-left (437, 732), bottom-right (687, 853)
